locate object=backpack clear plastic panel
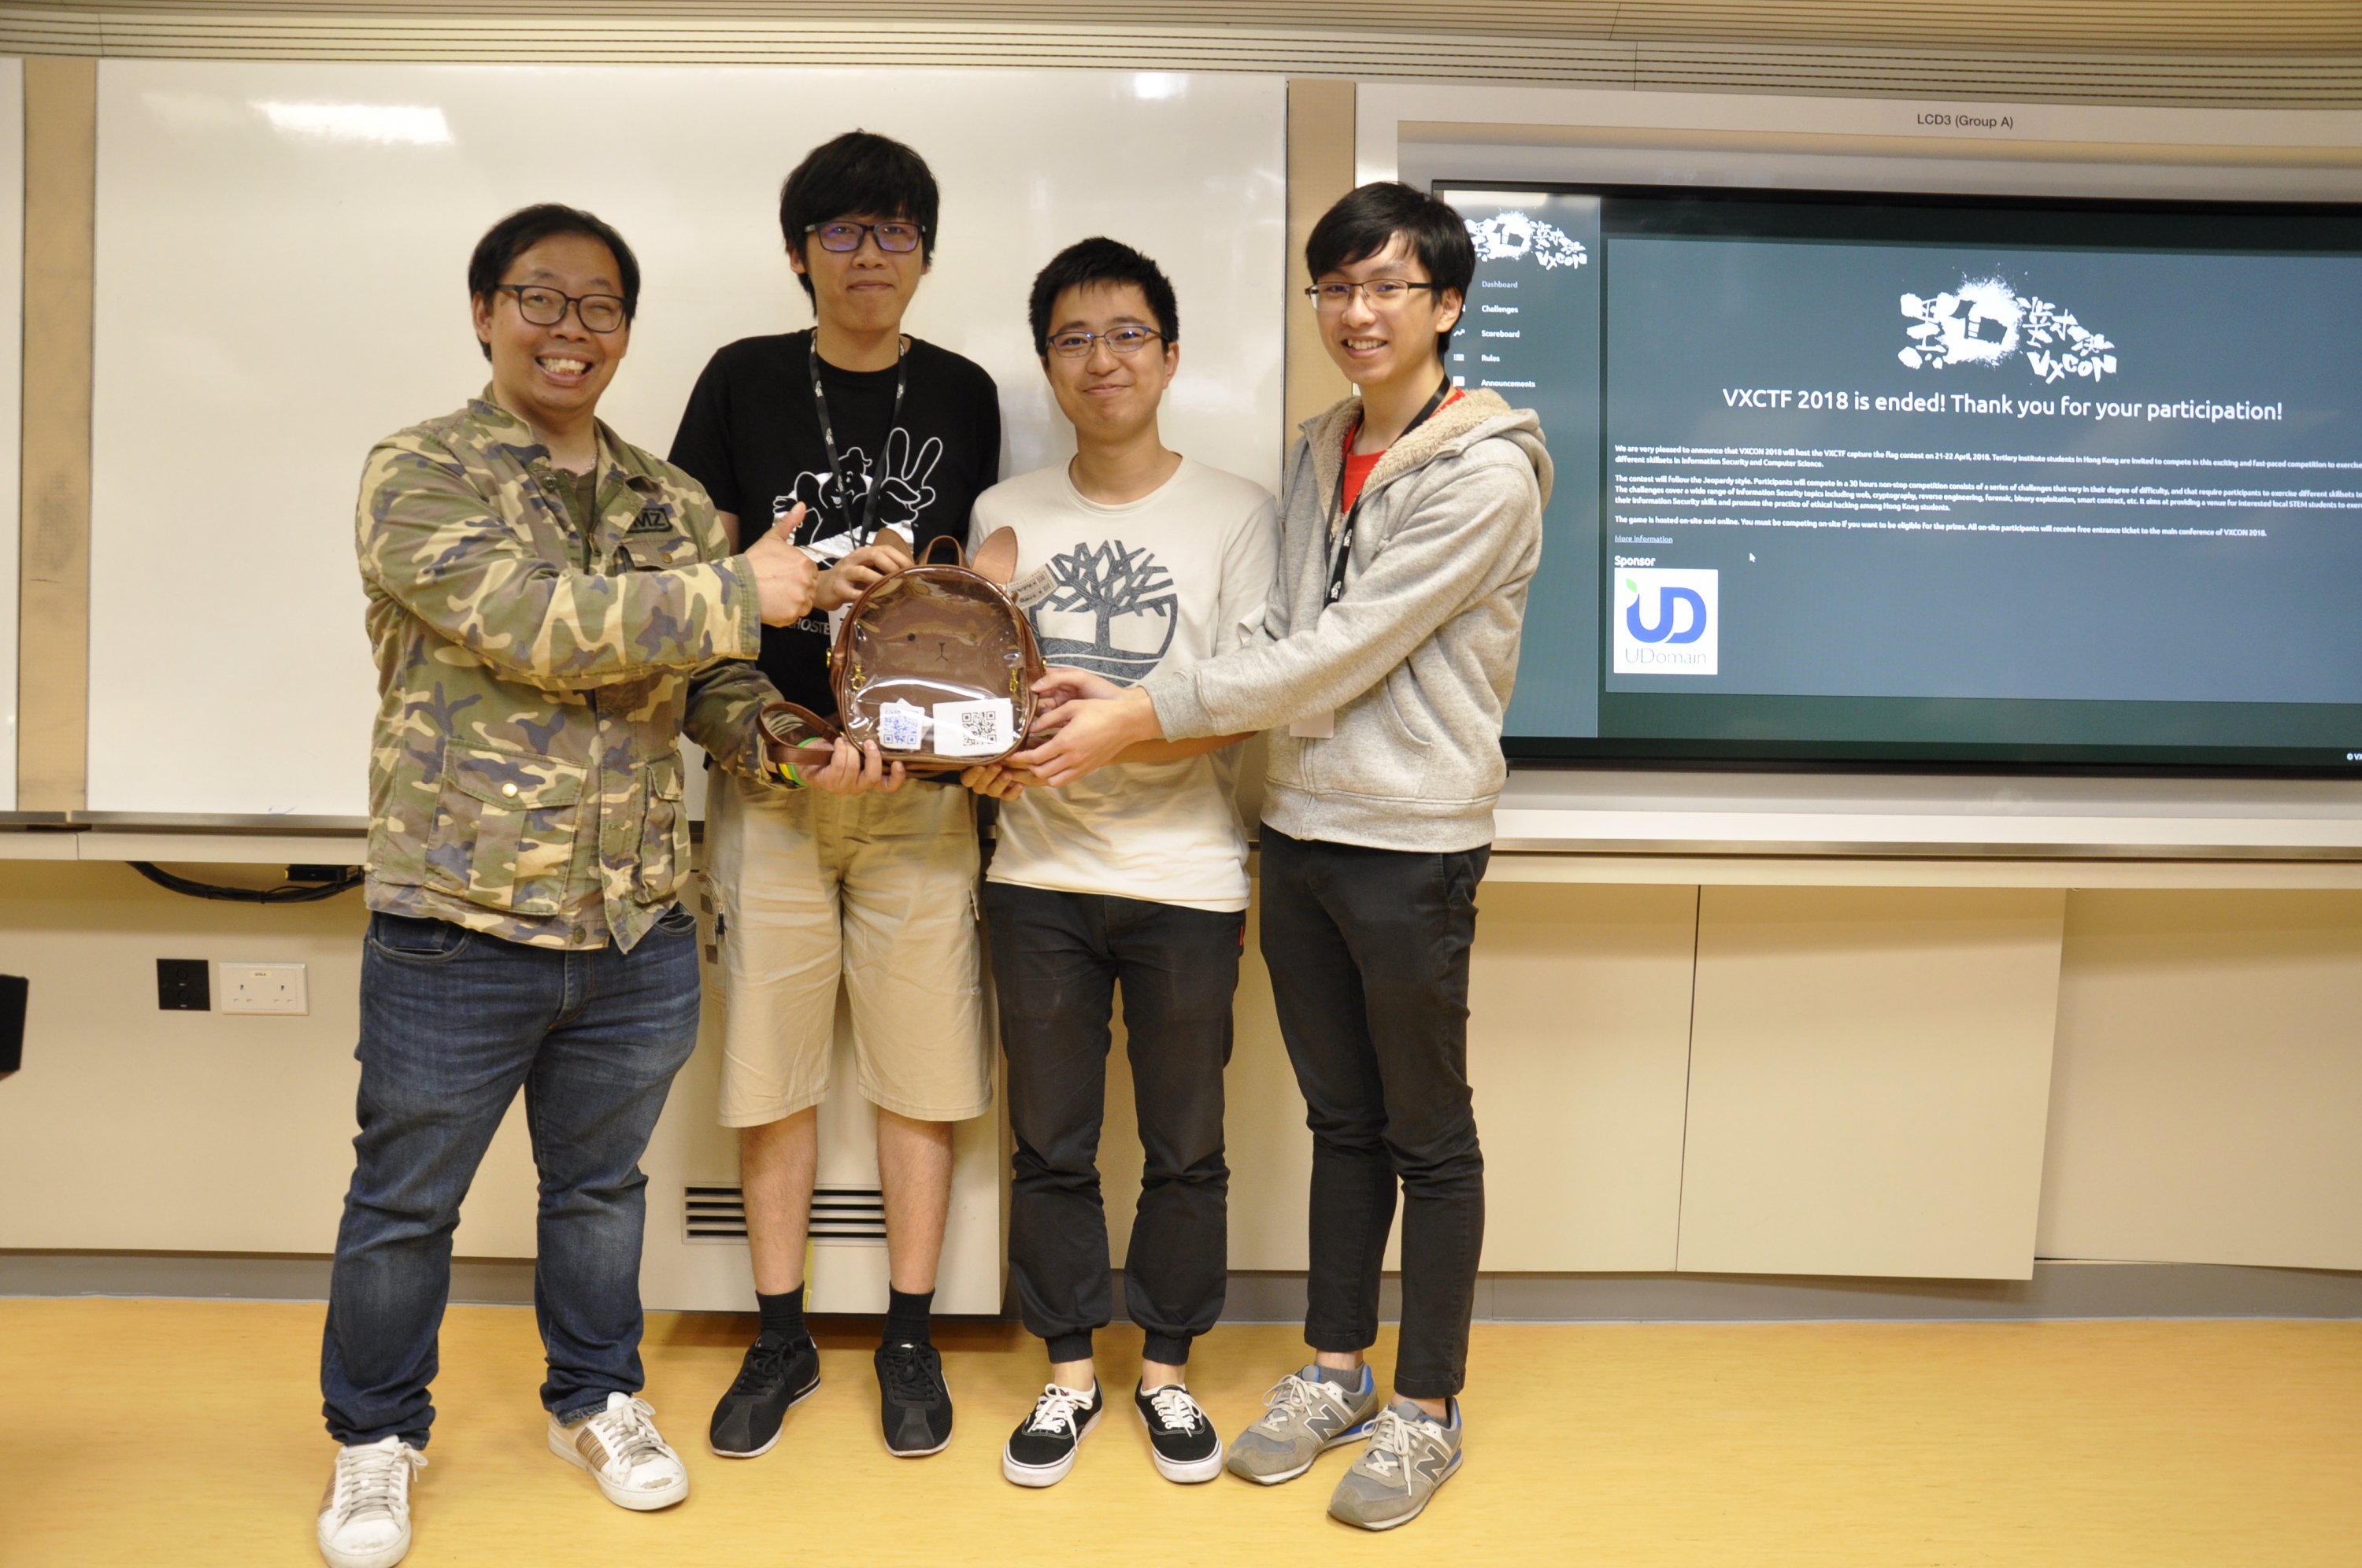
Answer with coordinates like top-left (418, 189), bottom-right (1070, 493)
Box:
top-left (829, 536), bottom-right (1044, 770)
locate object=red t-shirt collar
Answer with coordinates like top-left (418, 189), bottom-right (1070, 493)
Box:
top-left (1341, 387), bottom-right (1461, 512)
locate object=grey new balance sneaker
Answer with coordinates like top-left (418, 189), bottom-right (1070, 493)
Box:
top-left (1224, 1365), bottom-right (1383, 1485)
top-left (1327, 1398), bottom-right (1463, 1531)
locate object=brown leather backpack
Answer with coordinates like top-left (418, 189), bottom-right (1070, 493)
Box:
top-left (804, 536), bottom-right (1042, 771)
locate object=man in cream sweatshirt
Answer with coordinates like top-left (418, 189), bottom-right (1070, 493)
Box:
top-left (1017, 181), bottom-right (1549, 1531)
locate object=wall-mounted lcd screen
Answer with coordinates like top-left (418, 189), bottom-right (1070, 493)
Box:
top-left (1438, 183), bottom-right (2362, 768)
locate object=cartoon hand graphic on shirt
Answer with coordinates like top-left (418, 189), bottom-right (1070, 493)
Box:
top-left (871, 427), bottom-right (944, 534)
top-left (788, 451), bottom-right (870, 542)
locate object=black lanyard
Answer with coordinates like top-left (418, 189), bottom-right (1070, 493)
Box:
top-left (1325, 378), bottom-right (1453, 605)
top-left (805, 331), bottom-right (909, 548)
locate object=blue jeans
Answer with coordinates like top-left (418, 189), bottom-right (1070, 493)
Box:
top-left (320, 907), bottom-right (701, 1447)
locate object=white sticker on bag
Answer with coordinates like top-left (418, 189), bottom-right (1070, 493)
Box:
top-left (1009, 563), bottom-right (1057, 612)
top-left (877, 699), bottom-right (930, 752)
top-left (1289, 709), bottom-right (1335, 739)
top-left (932, 697), bottom-right (1015, 757)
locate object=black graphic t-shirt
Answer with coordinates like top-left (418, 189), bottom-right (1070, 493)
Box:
top-left (669, 330), bottom-right (1001, 717)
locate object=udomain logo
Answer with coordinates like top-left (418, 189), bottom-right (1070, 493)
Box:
top-left (1897, 277), bottom-right (2117, 385)
top-left (1613, 569), bottom-right (1717, 676)
top-left (1465, 211), bottom-right (1587, 269)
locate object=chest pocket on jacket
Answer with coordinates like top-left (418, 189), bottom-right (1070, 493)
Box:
top-left (635, 753), bottom-right (689, 904)
top-left (615, 506), bottom-right (701, 571)
top-left (424, 746), bottom-right (587, 915)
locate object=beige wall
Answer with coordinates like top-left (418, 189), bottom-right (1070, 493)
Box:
top-left (1679, 888), bottom-right (2065, 1280)
top-left (1283, 77), bottom-right (1354, 435)
top-left (0, 860), bottom-right (542, 1256)
top-left (7, 862), bottom-right (2358, 1282)
top-left (2039, 892), bottom-right (2362, 1270)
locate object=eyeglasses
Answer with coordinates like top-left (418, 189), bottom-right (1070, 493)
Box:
top-left (492, 284), bottom-right (626, 333)
top-left (1045, 326), bottom-right (1166, 359)
top-left (1305, 279), bottom-right (1443, 312)
top-left (806, 220), bottom-right (924, 254)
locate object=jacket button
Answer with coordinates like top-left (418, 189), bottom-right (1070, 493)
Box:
top-left (502, 783), bottom-right (519, 797)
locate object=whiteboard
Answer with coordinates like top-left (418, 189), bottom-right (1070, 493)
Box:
top-left (0, 59), bottom-right (23, 812)
top-left (88, 62), bottom-right (1285, 818)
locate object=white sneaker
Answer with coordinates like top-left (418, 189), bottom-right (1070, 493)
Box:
top-left (548, 1392), bottom-right (690, 1511)
top-left (317, 1436), bottom-right (425, 1568)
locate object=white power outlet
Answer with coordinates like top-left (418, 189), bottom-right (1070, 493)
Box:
top-left (219, 962), bottom-right (309, 1016)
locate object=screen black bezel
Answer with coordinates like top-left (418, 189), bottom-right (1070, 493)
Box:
top-left (1434, 179), bottom-right (2362, 775)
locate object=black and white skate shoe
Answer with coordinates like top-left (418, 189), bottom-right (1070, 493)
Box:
top-left (1135, 1381), bottom-right (1224, 1483)
top-left (1001, 1381), bottom-right (1105, 1488)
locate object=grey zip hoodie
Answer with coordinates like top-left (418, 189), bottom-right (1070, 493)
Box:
top-left (1142, 387), bottom-right (1549, 852)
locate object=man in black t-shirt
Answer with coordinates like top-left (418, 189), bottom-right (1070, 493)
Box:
top-left (669, 131), bottom-right (1000, 1466)
top-left (671, 286), bottom-right (998, 712)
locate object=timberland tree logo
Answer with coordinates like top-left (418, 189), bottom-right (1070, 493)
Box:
top-left (1031, 539), bottom-right (1177, 685)
top-left (1465, 211), bottom-right (1587, 270)
top-left (1897, 278), bottom-right (2117, 384)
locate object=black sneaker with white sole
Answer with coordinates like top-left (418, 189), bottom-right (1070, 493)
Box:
top-left (1002, 1381), bottom-right (1105, 1488)
top-left (1135, 1381), bottom-right (1224, 1483)
top-left (876, 1341), bottom-right (954, 1456)
top-left (709, 1331), bottom-right (820, 1458)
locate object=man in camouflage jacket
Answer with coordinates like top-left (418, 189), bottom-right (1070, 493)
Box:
top-left (357, 383), bottom-right (776, 949)
top-left (316, 203), bottom-right (872, 1568)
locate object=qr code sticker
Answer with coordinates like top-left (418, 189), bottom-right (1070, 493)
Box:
top-left (877, 700), bottom-right (928, 752)
top-left (932, 698), bottom-right (1014, 758)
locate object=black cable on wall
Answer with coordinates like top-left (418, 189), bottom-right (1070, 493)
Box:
top-left (128, 863), bottom-right (365, 904)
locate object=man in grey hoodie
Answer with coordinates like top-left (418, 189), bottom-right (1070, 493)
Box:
top-left (1016, 182), bottom-right (1549, 1530)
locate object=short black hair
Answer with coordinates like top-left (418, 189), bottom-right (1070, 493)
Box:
top-left (778, 131), bottom-right (941, 304)
top-left (1027, 237), bottom-right (1179, 357)
top-left (467, 203), bottom-right (639, 361)
top-left (1304, 181), bottom-right (1474, 365)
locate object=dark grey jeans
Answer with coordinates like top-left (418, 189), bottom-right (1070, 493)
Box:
top-left (1257, 826), bottom-right (1489, 1400)
top-left (986, 881), bottom-right (1242, 1367)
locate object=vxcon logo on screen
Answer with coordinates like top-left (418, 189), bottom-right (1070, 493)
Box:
top-left (1896, 278), bottom-right (2118, 386)
top-left (1464, 211), bottom-right (1588, 269)
top-left (1613, 570), bottom-right (1718, 675)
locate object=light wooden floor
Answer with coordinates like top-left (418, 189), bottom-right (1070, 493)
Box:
top-left (3, 1300), bottom-right (2357, 1566)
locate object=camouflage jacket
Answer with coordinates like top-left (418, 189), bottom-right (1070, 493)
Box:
top-left (357, 390), bottom-right (786, 951)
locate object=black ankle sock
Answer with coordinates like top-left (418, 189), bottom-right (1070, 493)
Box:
top-left (756, 1289), bottom-right (807, 1345)
top-left (883, 1287), bottom-right (934, 1348)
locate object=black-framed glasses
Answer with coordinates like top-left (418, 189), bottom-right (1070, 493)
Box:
top-left (805, 220), bottom-right (924, 254)
top-left (492, 284), bottom-right (626, 333)
top-left (1305, 279), bottom-right (1442, 312)
top-left (1046, 326), bottom-right (1167, 359)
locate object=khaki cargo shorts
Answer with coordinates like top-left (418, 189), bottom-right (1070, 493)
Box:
top-left (705, 771), bottom-right (990, 1126)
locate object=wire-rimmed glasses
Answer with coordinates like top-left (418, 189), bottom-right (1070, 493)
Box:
top-left (1045, 326), bottom-right (1167, 359)
top-left (1305, 279), bottom-right (1443, 312)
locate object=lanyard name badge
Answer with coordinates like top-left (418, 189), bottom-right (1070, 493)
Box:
top-left (1290, 378), bottom-right (1453, 741)
top-left (805, 332), bottom-right (909, 634)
